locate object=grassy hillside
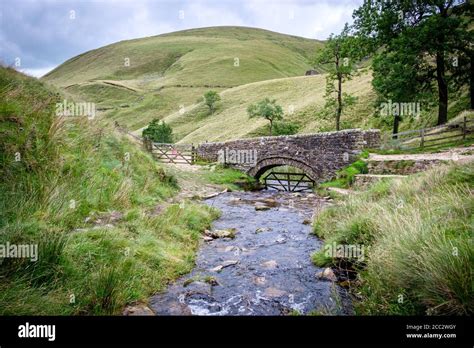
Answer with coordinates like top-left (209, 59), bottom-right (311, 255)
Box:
top-left (43, 25), bottom-right (470, 145)
top-left (0, 67), bottom-right (218, 314)
top-left (159, 70), bottom-right (375, 143)
top-left (312, 163), bottom-right (474, 315)
top-left (42, 26), bottom-right (323, 131)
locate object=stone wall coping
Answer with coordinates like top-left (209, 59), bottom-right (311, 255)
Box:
top-left (198, 128), bottom-right (380, 146)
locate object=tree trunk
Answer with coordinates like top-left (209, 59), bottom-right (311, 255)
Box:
top-left (269, 120), bottom-right (273, 136)
top-left (336, 74), bottom-right (342, 131)
top-left (436, 51), bottom-right (448, 125)
top-left (392, 115), bottom-right (400, 139)
top-left (470, 54), bottom-right (474, 109)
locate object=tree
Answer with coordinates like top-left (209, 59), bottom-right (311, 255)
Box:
top-left (371, 35), bottom-right (435, 135)
top-left (247, 98), bottom-right (283, 136)
top-left (450, 1), bottom-right (474, 109)
top-left (353, 0), bottom-right (474, 125)
top-left (142, 119), bottom-right (173, 143)
top-left (203, 90), bottom-right (221, 114)
top-left (315, 23), bottom-right (366, 131)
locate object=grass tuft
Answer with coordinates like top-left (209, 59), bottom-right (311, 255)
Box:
top-left (313, 162), bottom-right (474, 315)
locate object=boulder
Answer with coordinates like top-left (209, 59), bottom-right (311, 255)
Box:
top-left (316, 267), bottom-right (337, 281)
top-left (204, 228), bottom-right (236, 239)
top-left (261, 260), bottom-right (278, 269)
top-left (255, 204), bottom-right (271, 211)
top-left (210, 260), bottom-right (239, 272)
top-left (264, 287), bottom-right (287, 298)
top-left (123, 303), bottom-right (155, 316)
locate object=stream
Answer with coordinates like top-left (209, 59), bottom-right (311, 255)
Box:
top-left (149, 190), bottom-right (350, 315)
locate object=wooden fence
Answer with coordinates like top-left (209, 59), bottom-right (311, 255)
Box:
top-left (115, 122), bottom-right (143, 142)
top-left (382, 116), bottom-right (474, 150)
top-left (144, 139), bottom-right (197, 165)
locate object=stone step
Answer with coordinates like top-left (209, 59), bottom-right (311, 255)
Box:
top-left (353, 174), bottom-right (407, 189)
top-left (365, 158), bottom-right (450, 175)
top-left (327, 187), bottom-right (356, 195)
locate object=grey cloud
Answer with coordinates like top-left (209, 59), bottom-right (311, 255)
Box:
top-left (0, 0), bottom-right (361, 76)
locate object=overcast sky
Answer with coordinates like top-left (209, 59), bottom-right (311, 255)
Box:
top-left (0, 0), bottom-right (362, 77)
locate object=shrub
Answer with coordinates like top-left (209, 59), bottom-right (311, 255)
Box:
top-left (273, 121), bottom-right (300, 135)
top-left (142, 119), bottom-right (173, 143)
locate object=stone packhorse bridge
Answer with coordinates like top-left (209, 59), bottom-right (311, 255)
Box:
top-left (196, 129), bottom-right (381, 183)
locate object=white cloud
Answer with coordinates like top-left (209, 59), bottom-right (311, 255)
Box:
top-left (20, 66), bottom-right (56, 78)
top-left (238, 0), bottom-right (360, 39)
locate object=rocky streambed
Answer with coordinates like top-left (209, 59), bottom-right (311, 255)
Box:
top-left (149, 191), bottom-right (350, 315)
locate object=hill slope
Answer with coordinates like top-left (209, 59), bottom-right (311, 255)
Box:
top-left (42, 26), bottom-right (324, 131)
top-left (160, 71), bottom-right (375, 143)
top-left (0, 67), bottom-right (218, 314)
top-left (44, 26), bottom-right (321, 87)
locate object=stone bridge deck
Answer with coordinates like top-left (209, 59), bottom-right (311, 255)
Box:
top-left (196, 129), bottom-right (380, 182)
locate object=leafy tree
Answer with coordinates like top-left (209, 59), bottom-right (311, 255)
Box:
top-left (247, 98), bottom-right (283, 136)
top-left (353, 0), bottom-right (474, 125)
top-left (142, 119), bottom-right (173, 143)
top-left (371, 38), bottom-right (435, 135)
top-left (450, 1), bottom-right (474, 109)
top-left (315, 23), bottom-right (366, 131)
top-left (203, 90), bottom-right (221, 114)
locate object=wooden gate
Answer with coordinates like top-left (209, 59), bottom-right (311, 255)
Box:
top-left (263, 172), bottom-right (314, 192)
top-left (146, 141), bottom-right (196, 164)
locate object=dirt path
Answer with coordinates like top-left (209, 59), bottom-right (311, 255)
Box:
top-left (369, 145), bottom-right (474, 163)
top-left (117, 128), bottom-right (227, 201)
top-left (161, 162), bottom-right (227, 203)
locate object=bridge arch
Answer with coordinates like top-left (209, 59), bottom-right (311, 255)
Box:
top-left (247, 156), bottom-right (321, 181)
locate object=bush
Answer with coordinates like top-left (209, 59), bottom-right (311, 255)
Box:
top-left (273, 121), bottom-right (300, 135)
top-left (319, 159), bottom-right (368, 188)
top-left (142, 119), bottom-right (173, 143)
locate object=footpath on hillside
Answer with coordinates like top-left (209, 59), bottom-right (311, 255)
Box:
top-left (369, 145), bottom-right (474, 163)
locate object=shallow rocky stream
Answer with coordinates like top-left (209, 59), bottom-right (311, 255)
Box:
top-left (149, 191), bottom-right (349, 315)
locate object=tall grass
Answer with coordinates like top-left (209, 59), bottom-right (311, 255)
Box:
top-left (312, 162), bottom-right (474, 315)
top-left (0, 67), bottom-right (219, 314)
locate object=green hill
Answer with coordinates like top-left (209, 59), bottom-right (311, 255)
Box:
top-left (44, 26), bottom-right (321, 87)
top-left (43, 26), bottom-right (325, 131)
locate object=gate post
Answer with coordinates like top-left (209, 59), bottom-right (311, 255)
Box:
top-left (143, 138), bottom-right (152, 152)
top-left (463, 116), bottom-right (467, 141)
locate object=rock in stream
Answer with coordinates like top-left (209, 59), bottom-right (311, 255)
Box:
top-left (149, 191), bottom-right (349, 315)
